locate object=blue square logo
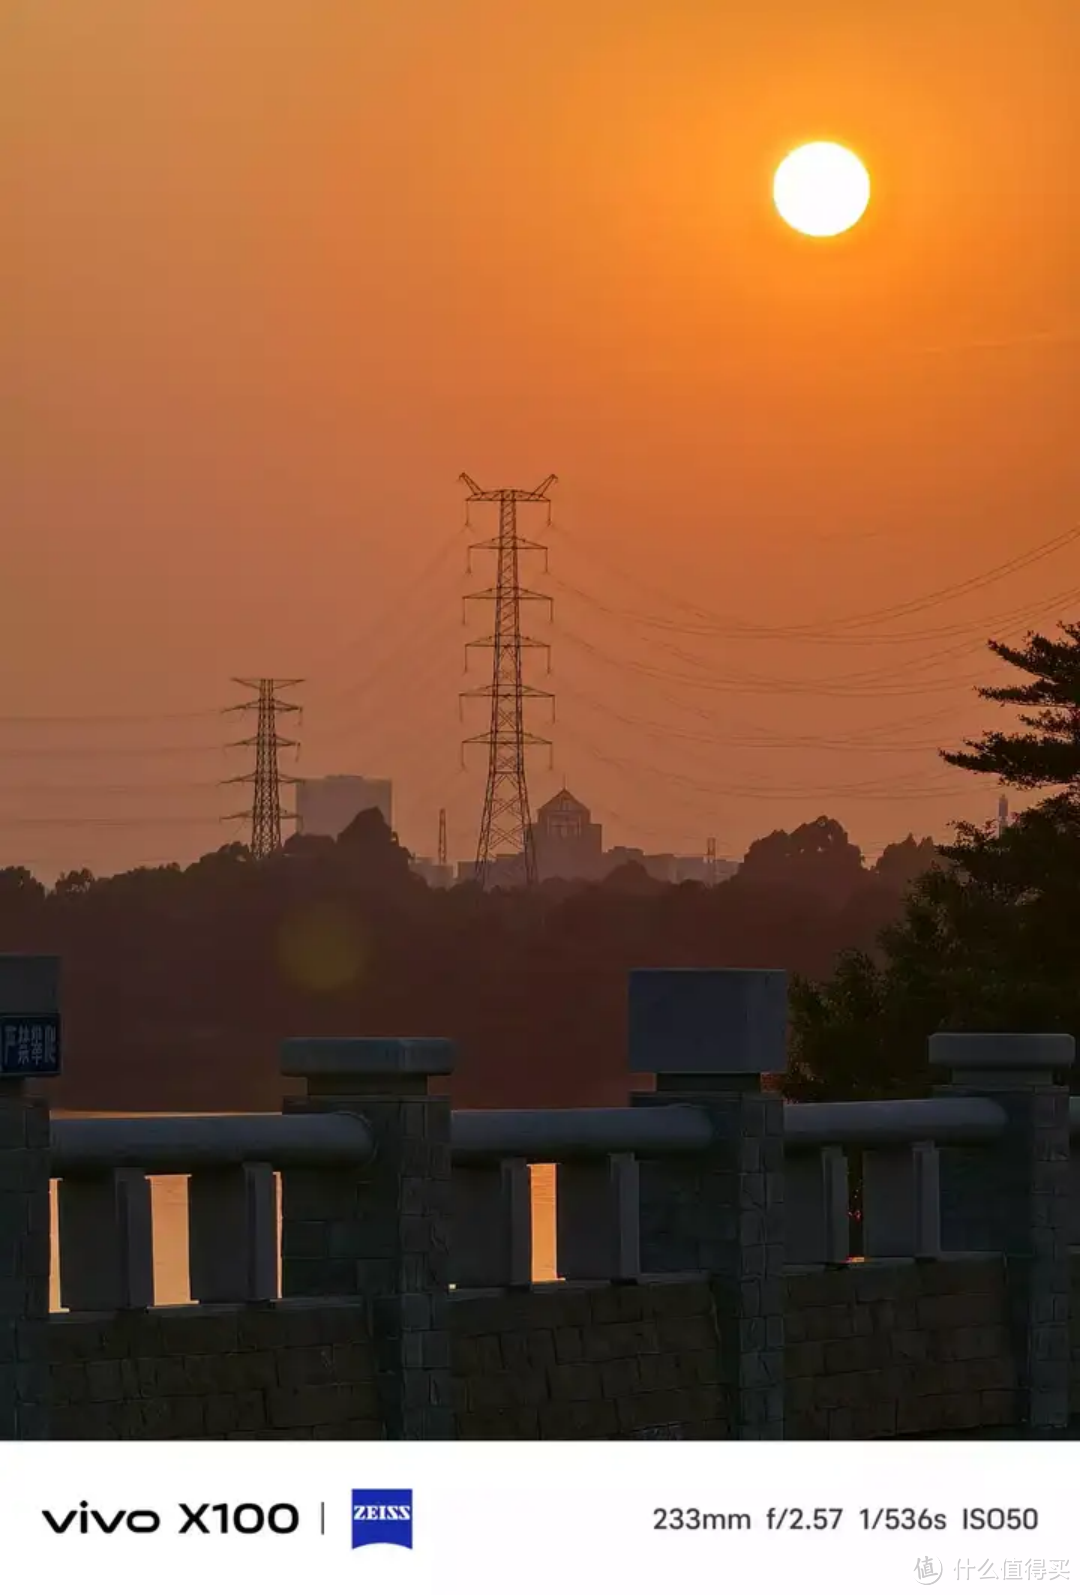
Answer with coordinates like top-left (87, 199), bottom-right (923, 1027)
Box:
top-left (351, 1489), bottom-right (413, 1550)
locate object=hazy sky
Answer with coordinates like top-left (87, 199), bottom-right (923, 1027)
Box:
top-left (6, 2), bottom-right (1079, 877)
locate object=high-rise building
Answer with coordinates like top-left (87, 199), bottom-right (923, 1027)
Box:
top-left (295, 774), bottom-right (393, 839)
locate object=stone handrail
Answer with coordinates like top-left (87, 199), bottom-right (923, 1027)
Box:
top-left (50, 1110), bottom-right (374, 1176)
top-left (47, 1110), bottom-right (374, 1314)
top-left (783, 1097), bottom-right (1007, 1148)
top-left (42, 1087), bottom-right (1080, 1304)
top-left (451, 1104), bottom-right (713, 1162)
top-left (449, 1095), bottom-right (1017, 1282)
top-left (451, 1096), bottom-right (1009, 1163)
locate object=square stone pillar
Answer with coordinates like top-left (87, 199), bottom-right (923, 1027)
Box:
top-left (281, 1037), bottom-right (454, 1440)
top-left (931, 1031), bottom-right (1073, 1434)
top-left (0, 955), bottom-right (59, 1440)
top-left (629, 968), bottom-right (787, 1439)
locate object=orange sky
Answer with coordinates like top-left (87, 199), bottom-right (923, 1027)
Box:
top-left (5, 1), bottom-right (1079, 877)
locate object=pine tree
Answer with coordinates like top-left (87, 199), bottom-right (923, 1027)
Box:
top-left (942, 621), bottom-right (1080, 788)
top-left (787, 622), bottom-right (1080, 1099)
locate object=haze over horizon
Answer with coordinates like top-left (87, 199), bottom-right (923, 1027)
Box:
top-left (6, 2), bottom-right (1078, 879)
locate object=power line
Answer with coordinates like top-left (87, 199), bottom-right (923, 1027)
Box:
top-left (557, 681), bottom-right (962, 755)
top-left (223, 678), bottom-right (303, 859)
top-left (550, 518), bottom-right (1080, 639)
top-left (552, 571), bottom-right (1080, 698)
top-left (308, 526), bottom-right (466, 716)
top-left (0, 816), bottom-right (227, 828)
top-left (0, 781), bottom-right (225, 794)
top-left (459, 473), bottom-right (556, 888)
top-left (0, 745), bottom-right (229, 758)
top-left (0, 710), bottom-right (222, 725)
top-left (556, 622), bottom-right (998, 698)
top-left (571, 579), bottom-right (1080, 649)
top-left (312, 610), bottom-right (464, 740)
top-left (0, 511), bottom-right (1071, 865)
top-left (554, 723), bottom-right (984, 805)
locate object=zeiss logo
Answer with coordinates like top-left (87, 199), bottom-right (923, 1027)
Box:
top-left (351, 1489), bottom-right (413, 1550)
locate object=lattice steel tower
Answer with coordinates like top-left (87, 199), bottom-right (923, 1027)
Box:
top-left (224, 677), bottom-right (303, 858)
top-left (460, 474), bottom-right (555, 888)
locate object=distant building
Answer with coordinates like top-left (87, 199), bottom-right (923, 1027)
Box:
top-left (453, 855), bottom-right (529, 888)
top-left (669, 854), bottom-right (737, 885)
top-left (602, 845), bottom-right (646, 873)
top-left (411, 857), bottom-right (454, 889)
top-left (295, 774), bottom-right (393, 839)
top-left (530, 788), bottom-right (603, 880)
top-left (598, 846), bottom-right (735, 885)
top-left (451, 787), bottom-right (736, 887)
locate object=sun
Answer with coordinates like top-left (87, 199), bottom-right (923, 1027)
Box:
top-left (772, 142), bottom-right (870, 238)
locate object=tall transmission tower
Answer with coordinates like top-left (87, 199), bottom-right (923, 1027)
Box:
top-left (224, 678), bottom-right (303, 858)
top-left (437, 807), bottom-right (448, 868)
top-left (459, 474), bottom-right (555, 888)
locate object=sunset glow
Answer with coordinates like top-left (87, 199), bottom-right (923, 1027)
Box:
top-left (5, 5), bottom-right (1077, 875)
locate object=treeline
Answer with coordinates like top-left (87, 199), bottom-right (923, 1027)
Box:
top-left (0, 811), bottom-right (936, 1111)
top-left (787, 620), bottom-right (1080, 1102)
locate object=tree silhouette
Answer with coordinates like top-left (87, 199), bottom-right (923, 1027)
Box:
top-left (335, 807), bottom-right (416, 892)
top-left (0, 866), bottom-right (46, 905)
top-left (942, 621), bottom-right (1080, 789)
top-left (0, 804), bottom-right (933, 1112)
top-left (790, 621), bottom-right (1080, 1100)
top-left (740, 816), bottom-right (864, 901)
top-left (788, 796), bottom-right (1080, 1101)
top-left (54, 869), bottom-right (95, 896)
top-left (872, 835), bottom-right (940, 893)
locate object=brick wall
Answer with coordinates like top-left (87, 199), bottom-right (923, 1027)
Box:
top-left (45, 1256), bottom-right (1069, 1440)
top-left (49, 1300), bottom-right (382, 1440)
top-left (787, 1258), bottom-right (1017, 1439)
top-left (451, 1278), bottom-right (730, 1440)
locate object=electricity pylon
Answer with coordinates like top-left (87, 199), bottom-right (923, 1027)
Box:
top-left (223, 677), bottom-right (303, 858)
top-left (459, 474), bottom-right (555, 888)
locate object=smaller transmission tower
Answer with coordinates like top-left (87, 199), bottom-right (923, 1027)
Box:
top-left (460, 473), bottom-right (555, 888)
top-left (224, 677), bottom-right (303, 858)
top-left (438, 807), bottom-right (448, 868)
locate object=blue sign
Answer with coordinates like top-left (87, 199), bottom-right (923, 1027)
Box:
top-left (0, 1015), bottom-right (61, 1077)
top-left (351, 1489), bottom-right (413, 1551)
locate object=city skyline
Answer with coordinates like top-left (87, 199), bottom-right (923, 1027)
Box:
top-left (0, 518), bottom-right (1052, 882)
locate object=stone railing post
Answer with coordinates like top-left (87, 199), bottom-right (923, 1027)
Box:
top-left (0, 955), bottom-right (59, 1440)
top-left (932, 1031), bottom-right (1073, 1435)
top-left (280, 1037), bottom-right (454, 1440)
top-left (629, 967), bottom-right (786, 1440)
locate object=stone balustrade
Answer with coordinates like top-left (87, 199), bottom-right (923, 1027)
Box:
top-left (0, 955), bottom-right (1078, 1441)
top-left (49, 1112), bottom-right (374, 1311)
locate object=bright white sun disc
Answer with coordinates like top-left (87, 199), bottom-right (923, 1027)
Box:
top-left (773, 142), bottom-right (870, 237)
